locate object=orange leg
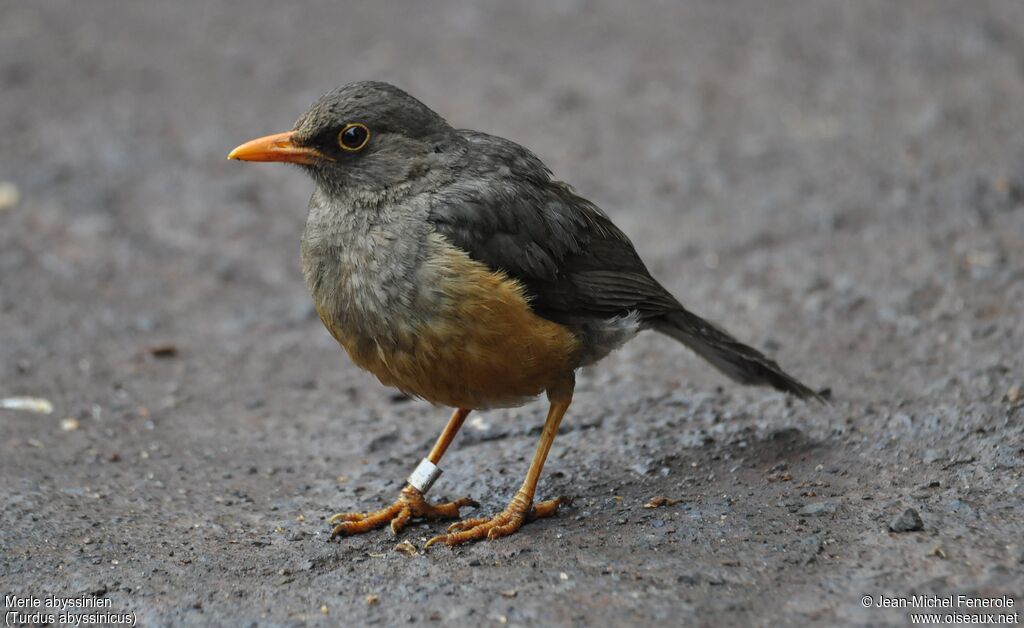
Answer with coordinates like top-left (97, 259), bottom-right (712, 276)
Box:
top-left (426, 407), bottom-right (468, 464)
top-left (329, 408), bottom-right (477, 538)
top-left (425, 388), bottom-right (572, 548)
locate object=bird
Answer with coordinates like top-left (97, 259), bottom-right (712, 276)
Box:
top-left (228, 81), bottom-right (820, 547)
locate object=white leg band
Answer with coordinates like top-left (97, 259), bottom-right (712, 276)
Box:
top-left (407, 458), bottom-right (443, 494)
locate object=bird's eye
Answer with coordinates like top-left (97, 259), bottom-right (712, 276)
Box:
top-left (338, 123), bottom-right (370, 152)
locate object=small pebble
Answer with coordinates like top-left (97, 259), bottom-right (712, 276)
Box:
top-left (393, 541), bottom-right (417, 556)
top-left (148, 344), bottom-right (178, 358)
top-left (889, 508), bottom-right (924, 532)
top-left (643, 496), bottom-right (679, 508)
top-left (0, 182), bottom-right (19, 211)
top-left (797, 501), bottom-right (838, 516)
top-left (1, 397), bottom-right (53, 414)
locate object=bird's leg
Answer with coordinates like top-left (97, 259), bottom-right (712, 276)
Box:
top-left (329, 408), bottom-right (478, 538)
top-left (425, 385), bottom-right (572, 548)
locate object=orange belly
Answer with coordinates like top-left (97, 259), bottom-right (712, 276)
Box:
top-left (317, 240), bottom-right (581, 409)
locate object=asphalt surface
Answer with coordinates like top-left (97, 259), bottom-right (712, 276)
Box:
top-left (1, 1), bottom-right (1022, 626)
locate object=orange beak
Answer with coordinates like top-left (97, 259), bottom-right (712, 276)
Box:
top-left (227, 131), bottom-right (322, 164)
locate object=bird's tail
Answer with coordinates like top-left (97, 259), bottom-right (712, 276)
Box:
top-left (650, 309), bottom-right (822, 400)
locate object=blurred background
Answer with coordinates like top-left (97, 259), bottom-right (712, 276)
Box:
top-left (1, 1), bottom-right (1022, 625)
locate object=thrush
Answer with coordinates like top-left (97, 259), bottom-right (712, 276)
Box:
top-left (228, 81), bottom-right (820, 547)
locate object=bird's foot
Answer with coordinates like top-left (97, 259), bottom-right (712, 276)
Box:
top-left (424, 492), bottom-right (567, 548)
top-left (329, 485), bottom-right (477, 538)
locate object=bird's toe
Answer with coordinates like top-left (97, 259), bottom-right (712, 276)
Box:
top-left (424, 494), bottom-right (567, 548)
top-left (328, 485), bottom-right (476, 540)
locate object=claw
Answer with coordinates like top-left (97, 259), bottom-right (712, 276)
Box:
top-left (528, 495), bottom-right (568, 520)
top-left (328, 512), bottom-right (366, 524)
top-left (425, 495), bottom-right (566, 548)
top-left (390, 508), bottom-right (412, 535)
top-left (446, 517), bottom-right (488, 533)
top-left (328, 485), bottom-right (476, 540)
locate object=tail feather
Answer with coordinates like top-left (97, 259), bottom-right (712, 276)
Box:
top-left (651, 309), bottom-right (822, 401)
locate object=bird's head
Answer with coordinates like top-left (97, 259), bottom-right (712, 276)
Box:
top-left (228, 81), bottom-right (458, 199)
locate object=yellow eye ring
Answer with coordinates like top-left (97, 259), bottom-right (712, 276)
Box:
top-left (338, 123), bottom-right (370, 152)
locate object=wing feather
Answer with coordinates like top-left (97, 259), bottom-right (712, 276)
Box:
top-left (428, 130), bottom-right (678, 325)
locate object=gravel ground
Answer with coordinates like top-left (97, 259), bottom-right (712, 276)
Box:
top-left (1, 1), bottom-right (1022, 626)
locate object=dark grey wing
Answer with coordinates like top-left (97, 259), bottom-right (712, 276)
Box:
top-left (429, 131), bottom-right (679, 324)
top-left (429, 131), bottom-right (821, 400)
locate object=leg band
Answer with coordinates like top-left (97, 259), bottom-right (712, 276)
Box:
top-left (407, 458), bottom-right (443, 494)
